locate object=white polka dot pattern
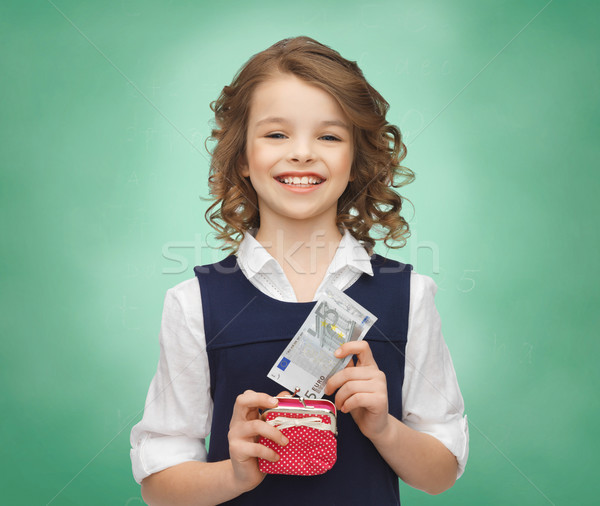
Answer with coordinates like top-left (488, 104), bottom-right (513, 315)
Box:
top-left (258, 412), bottom-right (337, 475)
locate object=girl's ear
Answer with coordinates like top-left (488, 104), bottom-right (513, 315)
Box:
top-left (239, 155), bottom-right (250, 178)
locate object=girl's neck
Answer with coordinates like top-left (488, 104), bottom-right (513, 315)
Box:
top-left (254, 221), bottom-right (343, 278)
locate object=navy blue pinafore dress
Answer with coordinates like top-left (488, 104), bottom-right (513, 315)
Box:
top-left (194, 253), bottom-right (413, 505)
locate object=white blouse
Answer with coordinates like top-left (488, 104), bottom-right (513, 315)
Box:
top-left (130, 228), bottom-right (469, 484)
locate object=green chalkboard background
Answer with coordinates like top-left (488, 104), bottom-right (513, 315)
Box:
top-left (1, 0), bottom-right (598, 504)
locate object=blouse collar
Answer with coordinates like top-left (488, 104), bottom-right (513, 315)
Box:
top-left (236, 227), bottom-right (374, 280)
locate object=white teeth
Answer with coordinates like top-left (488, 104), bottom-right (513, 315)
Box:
top-left (278, 175), bottom-right (324, 185)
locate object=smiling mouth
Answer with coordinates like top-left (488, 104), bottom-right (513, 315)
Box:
top-left (275, 175), bottom-right (325, 186)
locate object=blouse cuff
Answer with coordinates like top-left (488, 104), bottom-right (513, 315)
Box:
top-left (130, 433), bottom-right (207, 484)
top-left (404, 414), bottom-right (470, 479)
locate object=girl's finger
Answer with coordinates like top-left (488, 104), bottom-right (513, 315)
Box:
top-left (332, 379), bottom-right (378, 409)
top-left (231, 390), bottom-right (278, 420)
top-left (324, 365), bottom-right (380, 395)
top-left (231, 419), bottom-right (289, 447)
top-left (334, 341), bottom-right (377, 367)
top-left (340, 392), bottom-right (386, 414)
top-left (230, 440), bottom-right (281, 463)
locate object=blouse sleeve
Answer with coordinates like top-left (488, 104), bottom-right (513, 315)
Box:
top-left (129, 278), bottom-right (213, 484)
top-left (401, 272), bottom-right (469, 478)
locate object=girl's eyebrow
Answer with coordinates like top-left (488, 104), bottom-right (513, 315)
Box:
top-left (254, 116), bottom-right (350, 131)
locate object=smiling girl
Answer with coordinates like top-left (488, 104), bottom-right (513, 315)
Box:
top-left (240, 73), bottom-right (355, 302)
top-left (130, 36), bottom-right (468, 505)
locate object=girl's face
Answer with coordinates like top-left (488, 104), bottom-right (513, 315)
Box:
top-left (241, 73), bottom-right (354, 230)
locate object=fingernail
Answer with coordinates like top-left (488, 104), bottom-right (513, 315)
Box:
top-left (282, 437), bottom-right (289, 446)
top-left (334, 348), bottom-right (342, 357)
top-left (269, 397), bottom-right (278, 405)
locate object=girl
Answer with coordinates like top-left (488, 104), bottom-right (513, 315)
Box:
top-left (130, 36), bottom-right (468, 505)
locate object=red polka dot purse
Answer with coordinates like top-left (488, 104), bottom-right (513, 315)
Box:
top-left (258, 396), bottom-right (338, 476)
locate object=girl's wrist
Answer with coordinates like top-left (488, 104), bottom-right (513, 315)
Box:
top-left (228, 459), bottom-right (264, 495)
top-left (228, 460), bottom-right (250, 495)
top-left (366, 414), bottom-right (399, 447)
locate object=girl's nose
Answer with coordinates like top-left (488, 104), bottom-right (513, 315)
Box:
top-left (288, 139), bottom-right (315, 164)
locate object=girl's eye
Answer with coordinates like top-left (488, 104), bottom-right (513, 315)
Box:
top-left (265, 133), bottom-right (341, 141)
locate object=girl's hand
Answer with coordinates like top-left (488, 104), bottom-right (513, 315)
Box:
top-left (228, 390), bottom-right (289, 493)
top-left (324, 341), bottom-right (390, 441)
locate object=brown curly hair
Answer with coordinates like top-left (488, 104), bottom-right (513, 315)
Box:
top-left (203, 36), bottom-right (414, 255)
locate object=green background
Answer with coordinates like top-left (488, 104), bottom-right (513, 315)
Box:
top-left (1, 0), bottom-right (598, 504)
